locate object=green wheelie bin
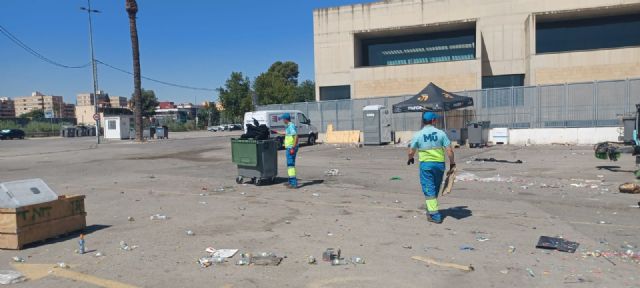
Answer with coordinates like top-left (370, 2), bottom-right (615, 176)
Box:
top-left (231, 138), bottom-right (278, 185)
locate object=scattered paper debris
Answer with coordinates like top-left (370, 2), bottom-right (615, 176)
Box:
top-left (526, 268), bottom-right (536, 277)
top-left (0, 270), bottom-right (26, 284)
top-left (324, 169), bottom-right (340, 176)
top-left (476, 236), bottom-right (490, 242)
top-left (11, 257), bottom-right (24, 263)
top-left (205, 248), bottom-right (239, 259)
top-left (150, 214), bottom-right (169, 220)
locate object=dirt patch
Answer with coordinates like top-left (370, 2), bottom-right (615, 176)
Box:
top-left (125, 147), bottom-right (222, 162)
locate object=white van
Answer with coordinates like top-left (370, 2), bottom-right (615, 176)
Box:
top-left (243, 110), bottom-right (319, 145)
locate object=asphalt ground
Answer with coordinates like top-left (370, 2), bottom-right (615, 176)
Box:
top-left (0, 131), bottom-right (638, 287)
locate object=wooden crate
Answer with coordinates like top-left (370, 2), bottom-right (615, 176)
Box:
top-left (0, 195), bottom-right (86, 250)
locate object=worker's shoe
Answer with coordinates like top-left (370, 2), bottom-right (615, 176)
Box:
top-left (283, 183), bottom-right (298, 189)
top-left (426, 212), bottom-right (443, 224)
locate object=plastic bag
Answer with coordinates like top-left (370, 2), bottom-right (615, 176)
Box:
top-left (0, 270), bottom-right (26, 285)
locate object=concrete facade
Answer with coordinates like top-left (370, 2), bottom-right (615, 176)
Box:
top-left (13, 92), bottom-right (64, 117)
top-left (0, 97), bottom-right (15, 119)
top-left (109, 96), bottom-right (128, 108)
top-left (75, 105), bottom-right (97, 125)
top-left (63, 103), bottom-right (76, 119)
top-left (313, 0), bottom-right (640, 100)
top-left (77, 91), bottom-right (110, 107)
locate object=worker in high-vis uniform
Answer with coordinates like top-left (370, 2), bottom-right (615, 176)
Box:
top-left (280, 113), bottom-right (298, 188)
top-left (407, 112), bottom-right (455, 224)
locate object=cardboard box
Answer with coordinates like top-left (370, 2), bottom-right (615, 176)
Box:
top-left (0, 195), bottom-right (86, 249)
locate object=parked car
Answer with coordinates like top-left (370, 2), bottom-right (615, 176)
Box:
top-left (229, 124), bottom-right (243, 131)
top-left (243, 110), bottom-right (319, 145)
top-left (207, 126), bottom-right (218, 132)
top-left (0, 129), bottom-right (25, 140)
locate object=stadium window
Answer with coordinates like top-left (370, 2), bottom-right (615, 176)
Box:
top-left (358, 28), bottom-right (476, 67)
top-left (319, 85), bottom-right (351, 101)
top-left (537, 13), bottom-right (640, 53)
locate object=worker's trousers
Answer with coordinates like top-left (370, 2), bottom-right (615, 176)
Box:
top-left (419, 161), bottom-right (445, 214)
top-left (286, 146), bottom-right (298, 187)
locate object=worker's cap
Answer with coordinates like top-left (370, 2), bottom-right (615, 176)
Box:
top-left (422, 111), bottom-right (441, 122)
top-left (280, 113), bottom-right (291, 121)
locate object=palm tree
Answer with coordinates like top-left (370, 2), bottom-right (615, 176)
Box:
top-left (125, 0), bottom-right (143, 141)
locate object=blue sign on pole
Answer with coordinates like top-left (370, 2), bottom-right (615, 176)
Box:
top-left (44, 110), bottom-right (54, 119)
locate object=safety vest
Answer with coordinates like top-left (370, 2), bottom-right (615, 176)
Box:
top-left (418, 147), bottom-right (446, 162)
top-left (284, 123), bottom-right (297, 148)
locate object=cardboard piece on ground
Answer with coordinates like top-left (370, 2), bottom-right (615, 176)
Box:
top-left (441, 167), bottom-right (456, 196)
top-left (411, 255), bottom-right (474, 272)
top-left (251, 255), bottom-right (282, 266)
top-left (325, 124), bottom-right (360, 144)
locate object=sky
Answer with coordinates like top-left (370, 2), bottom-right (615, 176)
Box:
top-left (0, 0), bottom-right (374, 104)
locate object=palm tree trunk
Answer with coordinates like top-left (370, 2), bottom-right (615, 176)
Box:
top-left (126, 0), bottom-right (143, 141)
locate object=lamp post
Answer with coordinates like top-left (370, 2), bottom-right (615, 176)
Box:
top-left (81, 0), bottom-right (100, 144)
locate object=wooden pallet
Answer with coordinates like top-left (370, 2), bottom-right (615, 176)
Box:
top-left (0, 195), bottom-right (86, 250)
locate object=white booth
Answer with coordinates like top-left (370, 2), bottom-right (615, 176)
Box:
top-left (104, 115), bottom-right (134, 139)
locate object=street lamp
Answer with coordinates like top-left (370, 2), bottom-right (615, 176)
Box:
top-left (81, 0), bottom-right (101, 144)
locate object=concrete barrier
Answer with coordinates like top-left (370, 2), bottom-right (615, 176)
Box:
top-left (321, 127), bottom-right (622, 146)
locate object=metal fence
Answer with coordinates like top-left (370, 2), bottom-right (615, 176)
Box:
top-left (257, 78), bottom-right (640, 132)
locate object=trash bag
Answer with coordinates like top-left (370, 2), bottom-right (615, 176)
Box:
top-left (594, 142), bottom-right (621, 161)
top-left (241, 121), bottom-right (270, 140)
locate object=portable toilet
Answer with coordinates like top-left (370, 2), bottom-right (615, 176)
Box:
top-left (363, 105), bottom-right (392, 145)
top-left (104, 115), bottom-right (134, 139)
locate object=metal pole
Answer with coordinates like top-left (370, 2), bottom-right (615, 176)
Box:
top-left (335, 101), bottom-right (339, 130)
top-left (83, 0), bottom-right (100, 144)
top-left (194, 95), bottom-right (198, 129)
top-left (592, 81), bottom-right (597, 126)
top-left (564, 83), bottom-right (569, 127)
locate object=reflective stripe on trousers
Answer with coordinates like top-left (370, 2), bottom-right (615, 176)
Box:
top-left (419, 161), bottom-right (445, 213)
top-left (286, 147), bottom-right (298, 186)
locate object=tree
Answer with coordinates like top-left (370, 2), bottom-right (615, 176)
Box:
top-left (126, 0), bottom-right (143, 141)
top-left (268, 61), bottom-right (299, 86)
top-left (197, 105), bottom-right (220, 128)
top-left (295, 80), bottom-right (316, 102)
top-left (254, 61), bottom-right (316, 105)
top-left (254, 61), bottom-right (300, 105)
top-left (19, 109), bottom-right (44, 119)
top-left (217, 72), bottom-right (252, 122)
top-left (129, 89), bottom-right (158, 118)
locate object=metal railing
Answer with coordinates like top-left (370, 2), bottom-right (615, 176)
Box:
top-left (257, 78), bottom-right (640, 132)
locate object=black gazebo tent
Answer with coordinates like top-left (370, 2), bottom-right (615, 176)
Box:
top-left (392, 82), bottom-right (474, 129)
top-left (392, 82), bottom-right (474, 113)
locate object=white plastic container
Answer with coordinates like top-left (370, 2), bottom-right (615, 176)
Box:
top-left (491, 128), bottom-right (509, 145)
top-left (0, 179), bottom-right (59, 208)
